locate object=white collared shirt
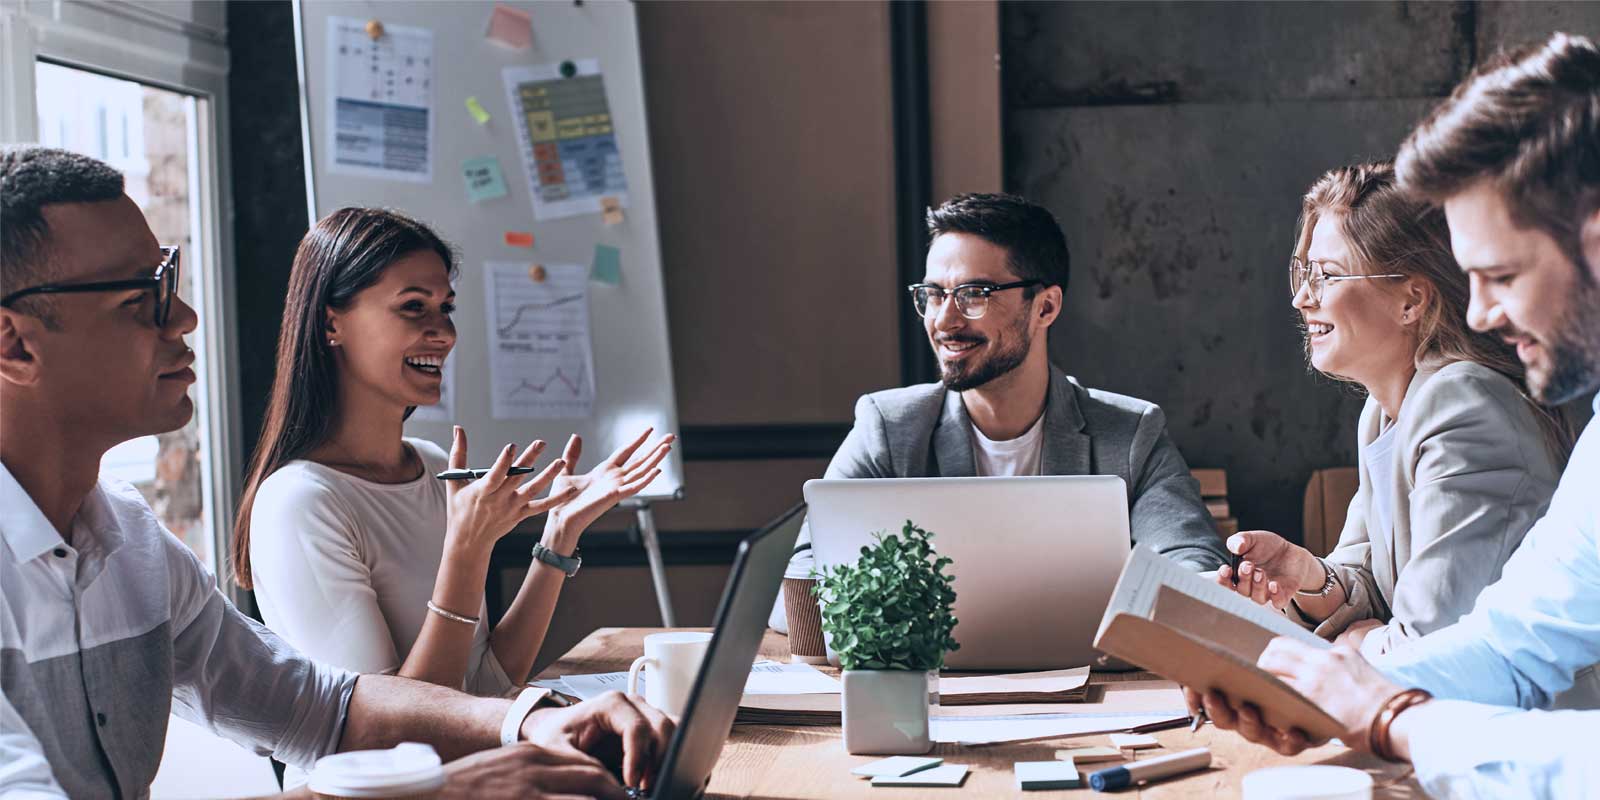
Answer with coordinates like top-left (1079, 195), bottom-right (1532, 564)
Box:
top-left (0, 462), bottom-right (356, 798)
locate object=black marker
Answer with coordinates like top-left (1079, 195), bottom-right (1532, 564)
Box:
top-left (435, 466), bottom-right (543, 481)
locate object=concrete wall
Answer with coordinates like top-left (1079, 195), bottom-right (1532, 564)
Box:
top-left (1002, 1), bottom-right (1600, 542)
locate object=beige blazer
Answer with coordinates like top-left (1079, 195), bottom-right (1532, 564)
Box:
top-left (1317, 360), bottom-right (1565, 658)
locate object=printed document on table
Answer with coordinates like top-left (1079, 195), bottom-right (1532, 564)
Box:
top-left (558, 661), bottom-right (838, 701)
top-left (930, 711), bottom-right (1189, 745)
top-left (484, 263), bottom-right (596, 420)
top-left (326, 17), bottom-right (433, 182)
top-left (502, 59), bottom-right (630, 221)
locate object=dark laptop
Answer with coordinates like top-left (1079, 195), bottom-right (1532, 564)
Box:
top-left (637, 503), bottom-right (806, 799)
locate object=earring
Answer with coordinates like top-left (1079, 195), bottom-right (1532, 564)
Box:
top-left (328, 338), bottom-right (339, 346)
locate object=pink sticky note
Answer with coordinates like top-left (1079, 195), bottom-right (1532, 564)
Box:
top-left (486, 4), bottom-right (532, 50)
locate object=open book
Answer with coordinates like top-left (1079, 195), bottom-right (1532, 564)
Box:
top-left (1092, 547), bottom-right (1343, 740)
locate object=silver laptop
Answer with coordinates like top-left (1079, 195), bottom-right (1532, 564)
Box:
top-left (804, 476), bottom-right (1130, 671)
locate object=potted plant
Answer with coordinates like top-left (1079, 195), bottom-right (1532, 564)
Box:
top-left (814, 520), bottom-right (959, 755)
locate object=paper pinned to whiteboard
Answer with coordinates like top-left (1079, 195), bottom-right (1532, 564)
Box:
top-left (502, 59), bottom-right (630, 221)
top-left (409, 356), bottom-right (455, 423)
top-left (484, 262), bottom-right (596, 419)
top-left (326, 16), bottom-right (434, 182)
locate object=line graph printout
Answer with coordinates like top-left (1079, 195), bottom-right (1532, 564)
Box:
top-left (484, 262), bottom-right (596, 419)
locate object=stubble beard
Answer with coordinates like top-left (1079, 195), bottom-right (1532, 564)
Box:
top-left (1528, 270), bottom-right (1600, 404)
top-left (936, 313), bottom-right (1033, 392)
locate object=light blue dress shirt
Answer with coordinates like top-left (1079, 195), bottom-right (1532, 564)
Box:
top-left (1375, 393), bottom-right (1600, 798)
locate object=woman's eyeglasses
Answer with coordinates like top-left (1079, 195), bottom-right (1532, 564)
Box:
top-left (1289, 256), bottom-right (1402, 304)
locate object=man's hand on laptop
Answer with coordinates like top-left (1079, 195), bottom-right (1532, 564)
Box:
top-left (522, 691), bottom-right (676, 791)
top-left (439, 743), bottom-right (631, 799)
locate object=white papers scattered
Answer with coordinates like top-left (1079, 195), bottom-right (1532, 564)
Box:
top-left (929, 711), bottom-right (1188, 745)
top-left (870, 764), bottom-right (969, 787)
top-left (408, 353), bottom-right (455, 423)
top-left (502, 60), bottom-right (630, 221)
top-left (484, 263), bottom-right (596, 419)
top-left (851, 756), bottom-right (943, 778)
top-left (743, 661), bottom-right (842, 695)
top-left (326, 17), bottom-right (433, 182)
top-left (554, 661), bottom-right (838, 702)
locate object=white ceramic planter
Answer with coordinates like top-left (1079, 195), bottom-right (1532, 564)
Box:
top-left (841, 669), bottom-right (937, 755)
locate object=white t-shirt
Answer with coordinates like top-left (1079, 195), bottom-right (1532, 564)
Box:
top-left (249, 438), bottom-right (513, 697)
top-left (1363, 420), bottom-right (1399, 549)
top-left (971, 412), bottom-right (1046, 477)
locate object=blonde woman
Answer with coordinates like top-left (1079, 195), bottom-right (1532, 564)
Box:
top-left (1219, 162), bottom-right (1568, 658)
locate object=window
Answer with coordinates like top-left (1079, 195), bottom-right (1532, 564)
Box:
top-left (35, 61), bottom-right (221, 572)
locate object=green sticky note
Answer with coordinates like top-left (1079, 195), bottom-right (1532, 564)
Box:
top-left (591, 244), bottom-right (621, 285)
top-left (465, 96), bottom-right (491, 125)
top-left (462, 156), bottom-right (508, 203)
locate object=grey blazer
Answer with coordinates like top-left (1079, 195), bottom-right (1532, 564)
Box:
top-left (1318, 360), bottom-right (1565, 658)
top-left (770, 371), bottom-right (1228, 631)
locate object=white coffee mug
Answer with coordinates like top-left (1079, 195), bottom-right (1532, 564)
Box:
top-left (308, 742), bottom-right (444, 799)
top-left (627, 631), bottom-right (712, 719)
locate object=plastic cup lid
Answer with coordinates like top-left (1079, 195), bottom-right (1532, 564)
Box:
top-left (1241, 765), bottom-right (1373, 800)
top-left (308, 742), bottom-right (445, 797)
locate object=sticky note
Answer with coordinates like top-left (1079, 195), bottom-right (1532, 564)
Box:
top-left (464, 96), bottom-right (491, 125)
top-left (1109, 733), bottom-right (1160, 750)
top-left (851, 756), bottom-right (943, 778)
top-left (485, 4), bottom-right (532, 50)
top-left (591, 244), bottom-right (621, 285)
top-left (504, 231), bottom-right (535, 248)
top-left (870, 764), bottom-right (969, 787)
top-left (600, 195), bottom-right (624, 225)
top-left (1016, 760), bottom-right (1080, 790)
top-left (1056, 746), bottom-right (1122, 763)
top-left (463, 156), bottom-right (508, 203)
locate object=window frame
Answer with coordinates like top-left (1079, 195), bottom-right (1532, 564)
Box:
top-left (2, 2), bottom-right (244, 599)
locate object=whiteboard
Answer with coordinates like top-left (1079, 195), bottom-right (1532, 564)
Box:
top-left (294, 0), bottom-right (683, 500)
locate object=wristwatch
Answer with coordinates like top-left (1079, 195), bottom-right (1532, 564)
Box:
top-left (532, 542), bottom-right (582, 577)
top-left (1296, 558), bottom-right (1339, 597)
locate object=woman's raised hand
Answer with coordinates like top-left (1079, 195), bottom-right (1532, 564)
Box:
top-left (543, 427), bottom-right (676, 551)
top-left (444, 425), bottom-right (580, 554)
top-left (1216, 530), bottom-right (1319, 611)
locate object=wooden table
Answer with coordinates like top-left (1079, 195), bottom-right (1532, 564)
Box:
top-left (540, 628), bottom-right (1420, 798)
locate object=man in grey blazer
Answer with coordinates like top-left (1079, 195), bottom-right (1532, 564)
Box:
top-left (772, 193), bottom-right (1227, 631)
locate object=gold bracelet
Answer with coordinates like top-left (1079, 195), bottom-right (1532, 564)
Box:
top-left (1367, 687), bottom-right (1432, 762)
top-left (426, 600), bottom-right (480, 626)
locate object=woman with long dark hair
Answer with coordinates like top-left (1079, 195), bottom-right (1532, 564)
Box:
top-left (234, 208), bottom-right (671, 713)
top-left (1218, 162), bottom-right (1569, 656)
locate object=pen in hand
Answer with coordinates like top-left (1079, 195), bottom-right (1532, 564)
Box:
top-left (435, 466), bottom-right (543, 481)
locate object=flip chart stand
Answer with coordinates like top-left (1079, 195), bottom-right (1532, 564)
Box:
top-left (625, 499), bottom-right (676, 626)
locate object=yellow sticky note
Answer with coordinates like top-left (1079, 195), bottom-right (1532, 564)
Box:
top-left (603, 208), bottom-right (624, 226)
top-left (465, 97), bottom-right (491, 125)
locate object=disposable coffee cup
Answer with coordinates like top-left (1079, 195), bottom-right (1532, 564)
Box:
top-left (308, 742), bottom-right (445, 800)
top-left (782, 577), bottom-right (828, 665)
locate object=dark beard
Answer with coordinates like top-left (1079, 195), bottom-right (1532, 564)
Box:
top-left (936, 316), bottom-right (1033, 391)
top-left (1530, 272), bottom-right (1600, 404)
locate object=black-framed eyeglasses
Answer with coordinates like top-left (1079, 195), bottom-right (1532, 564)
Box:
top-left (1289, 256), bottom-right (1402, 304)
top-left (1, 246), bottom-right (180, 327)
top-left (908, 279), bottom-right (1043, 320)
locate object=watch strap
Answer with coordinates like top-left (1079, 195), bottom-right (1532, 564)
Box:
top-left (501, 686), bottom-right (553, 746)
top-left (532, 542), bottom-right (582, 577)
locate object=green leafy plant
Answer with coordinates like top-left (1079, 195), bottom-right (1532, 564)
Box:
top-left (813, 520), bottom-right (959, 671)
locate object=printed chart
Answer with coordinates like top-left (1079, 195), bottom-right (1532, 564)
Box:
top-left (502, 60), bottom-right (629, 220)
top-left (484, 263), bottom-right (596, 419)
top-left (326, 17), bottom-right (433, 182)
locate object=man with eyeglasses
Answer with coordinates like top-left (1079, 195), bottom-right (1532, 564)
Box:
top-left (771, 192), bottom-right (1227, 631)
top-left (1, 146), bottom-right (671, 798)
